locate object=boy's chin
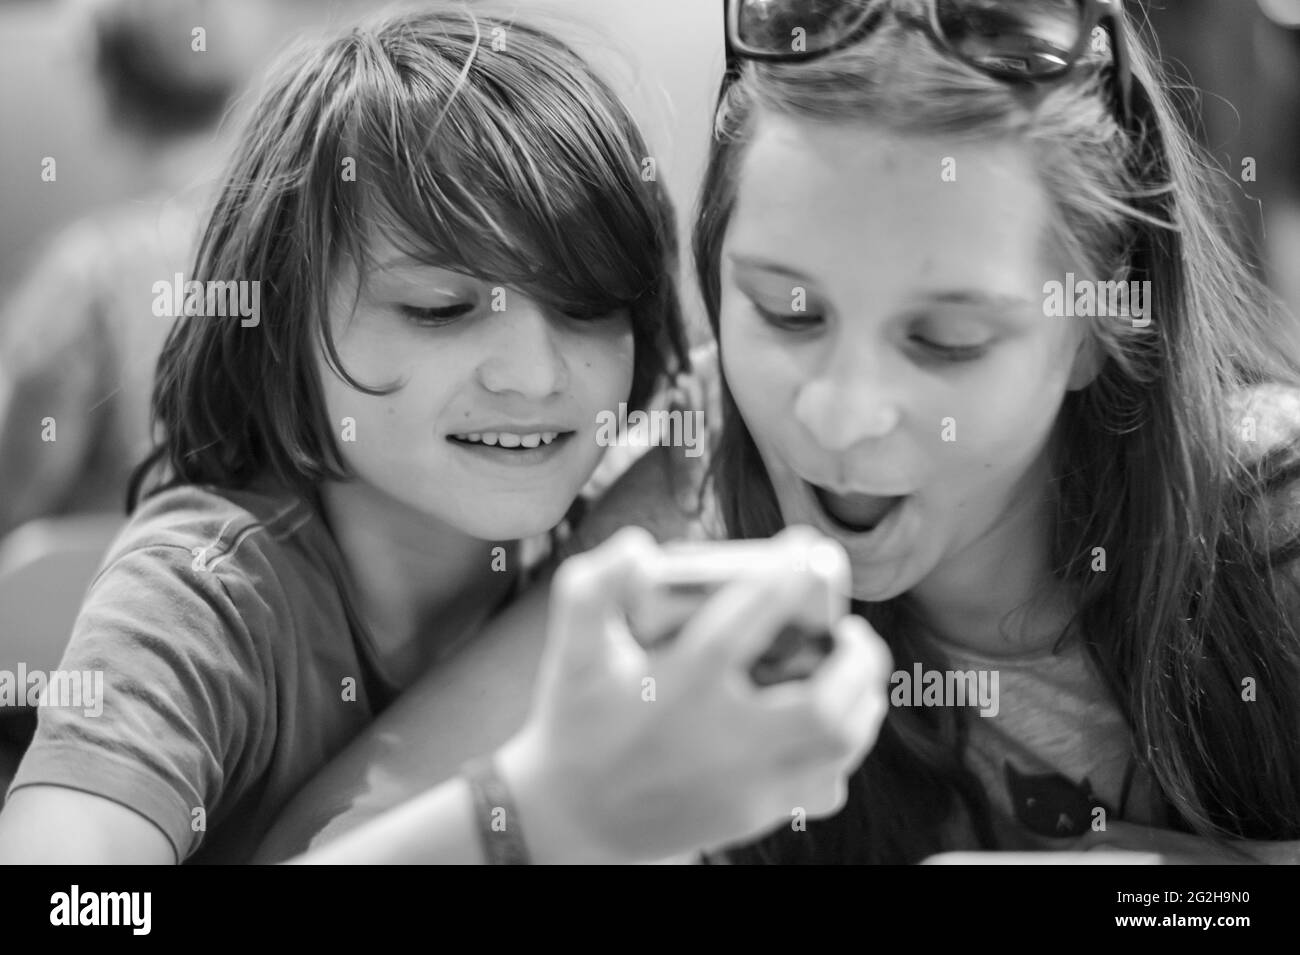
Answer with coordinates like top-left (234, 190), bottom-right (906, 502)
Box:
top-left (455, 502), bottom-right (572, 543)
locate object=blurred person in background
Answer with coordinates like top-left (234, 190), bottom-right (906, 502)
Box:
top-left (0, 0), bottom-right (353, 541)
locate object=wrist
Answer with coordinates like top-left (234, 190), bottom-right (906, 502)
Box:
top-left (494, 728), bottom-right (630, 865)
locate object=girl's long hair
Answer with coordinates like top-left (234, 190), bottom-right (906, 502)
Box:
top-left (695, 1), bottom-right (1300, 862)
top-left (129, 4), bottom-right (688, 509)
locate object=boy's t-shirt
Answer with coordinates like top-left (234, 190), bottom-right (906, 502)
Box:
top-left (6, 481), bottom-right (405, 863)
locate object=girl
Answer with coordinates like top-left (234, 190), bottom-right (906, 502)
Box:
top-left (699, 0), bottom-right (1300, 862)
top-left (268, 0), bottom-right (1300, 864)
top-left (0, 5), bottom-right (889, 864)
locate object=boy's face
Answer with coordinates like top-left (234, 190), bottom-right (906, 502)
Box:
top-left (317, 234), bottom-right (634, 541)
top-left (718, 115), bottom-right (1099, 602)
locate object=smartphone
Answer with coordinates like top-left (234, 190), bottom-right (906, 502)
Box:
top-left (626, 529), bottom-right (851, 685)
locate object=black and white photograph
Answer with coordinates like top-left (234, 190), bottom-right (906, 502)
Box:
top-left (1, 0), bottom-right (1299, 922)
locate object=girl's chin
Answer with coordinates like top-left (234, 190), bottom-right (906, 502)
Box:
top-left (848, 573), bottom-right (912, 604)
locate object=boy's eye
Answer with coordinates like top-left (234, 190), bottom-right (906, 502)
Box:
top-left (399, 302), bottom-right (476, 327)
top-left (559, 305), bottom-right (619, 322)
top-left (752, 303), bottom-right (824, 331)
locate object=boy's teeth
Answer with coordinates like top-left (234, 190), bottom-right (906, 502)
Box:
top-left (455, 431), bottom-right (561, 447)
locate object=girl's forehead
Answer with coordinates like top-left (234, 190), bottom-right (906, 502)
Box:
top-left (728, 116), bottom-right (1054, 286)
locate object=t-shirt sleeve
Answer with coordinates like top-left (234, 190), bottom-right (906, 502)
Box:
top-left (6, 543), bottom-right (273, 862)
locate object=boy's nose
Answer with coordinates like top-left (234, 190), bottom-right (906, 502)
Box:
top-left (476, 297), bottom-right (568, 399)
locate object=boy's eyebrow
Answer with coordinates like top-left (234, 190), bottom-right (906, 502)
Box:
top-left (728, 253), bottom-right (813, 283)
top-left (373, 253), bottom-right (453, 273)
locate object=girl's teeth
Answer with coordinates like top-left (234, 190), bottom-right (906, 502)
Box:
top-left (541, 432), bottom-right (557, 445)
top-left (481, 433), bottom-right (499, 446)
top-left (497, 433), bottom-right (521, 448)
top-left (519, 433), bottom-right (541, 448)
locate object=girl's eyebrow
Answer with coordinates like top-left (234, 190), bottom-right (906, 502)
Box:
top-left (919, 290), bottom-right (1038, 312)
top-left (730, 255), bottom-right (1037, 314)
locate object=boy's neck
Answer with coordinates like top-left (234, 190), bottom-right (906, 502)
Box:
top-left (318, 480), bottom-right (517, 689)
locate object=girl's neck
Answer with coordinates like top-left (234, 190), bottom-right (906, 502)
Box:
top-left (908, 472), bottom-right (1078, 660)
top-left (318, 480), bottom-right (517, 688)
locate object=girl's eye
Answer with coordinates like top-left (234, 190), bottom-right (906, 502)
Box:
top-left (399, 302), bottom-right (476, 327)
top-left (752, 303), bottom-right (825, 332)
top-left (910, 335), bottom-right (989, 362)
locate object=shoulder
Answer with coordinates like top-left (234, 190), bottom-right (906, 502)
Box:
top-left (1227, 384), bottom-right (1300, 555)
top-left (92, 481), bottom-right (332, 624)
top-left (568, 344), bottom-right (725, 552)
top-left (1228, 383), bottom-right (1300, 461)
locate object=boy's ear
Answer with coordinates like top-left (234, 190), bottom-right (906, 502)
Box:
top-left (1066, 331), bottom-right (1104, 391)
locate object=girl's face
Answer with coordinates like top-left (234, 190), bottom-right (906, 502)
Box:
top-left (318, 234), bottom-right (635, 541)
top-left (720, 116), bottom-right (1098, 602)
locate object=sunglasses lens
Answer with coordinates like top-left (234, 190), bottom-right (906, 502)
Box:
top-left (935, 0), bottom-right (1086, 78)
top-left (734, 0), bottom-right (882, 56)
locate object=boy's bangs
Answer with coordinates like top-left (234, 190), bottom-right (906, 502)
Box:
top-left (351, 66), bottom-right (663, 318)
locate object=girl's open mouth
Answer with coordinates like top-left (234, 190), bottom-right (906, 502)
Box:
top-left (808, 483), bottom-right (907, 534)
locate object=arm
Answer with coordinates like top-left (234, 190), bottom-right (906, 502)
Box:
top-left (0, 787), bottom-right (175, 864)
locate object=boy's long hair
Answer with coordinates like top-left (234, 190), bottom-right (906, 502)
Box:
top-left (695, 1), bottom-right (1300, 862)
top-left (129, 4), bottom-right (688, 509)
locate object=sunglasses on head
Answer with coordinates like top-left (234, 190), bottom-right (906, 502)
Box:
top-left (725, 0), bottom-right (1137, 130)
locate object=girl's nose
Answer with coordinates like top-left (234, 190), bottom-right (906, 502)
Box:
top-left (475, 297), bottom-right (569, 399)
top-left (793, 350), bottom-right (902, 453)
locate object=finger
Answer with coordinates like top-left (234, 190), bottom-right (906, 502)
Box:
top-left (751, 613), bottom-right (890, 738)
top-left (789, 767), bottom-right (852, 820)
top-left (546, 525), bottom-right (658, 675)
top-left (671, 566), bottom-right (823, 679)
top-left (808, 614), bottom-right (893, 718)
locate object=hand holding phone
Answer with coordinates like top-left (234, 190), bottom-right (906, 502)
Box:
top-left (626, 526), bottom-right (851, 684)
top-left (497, 525), bottom-right (891, 864)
